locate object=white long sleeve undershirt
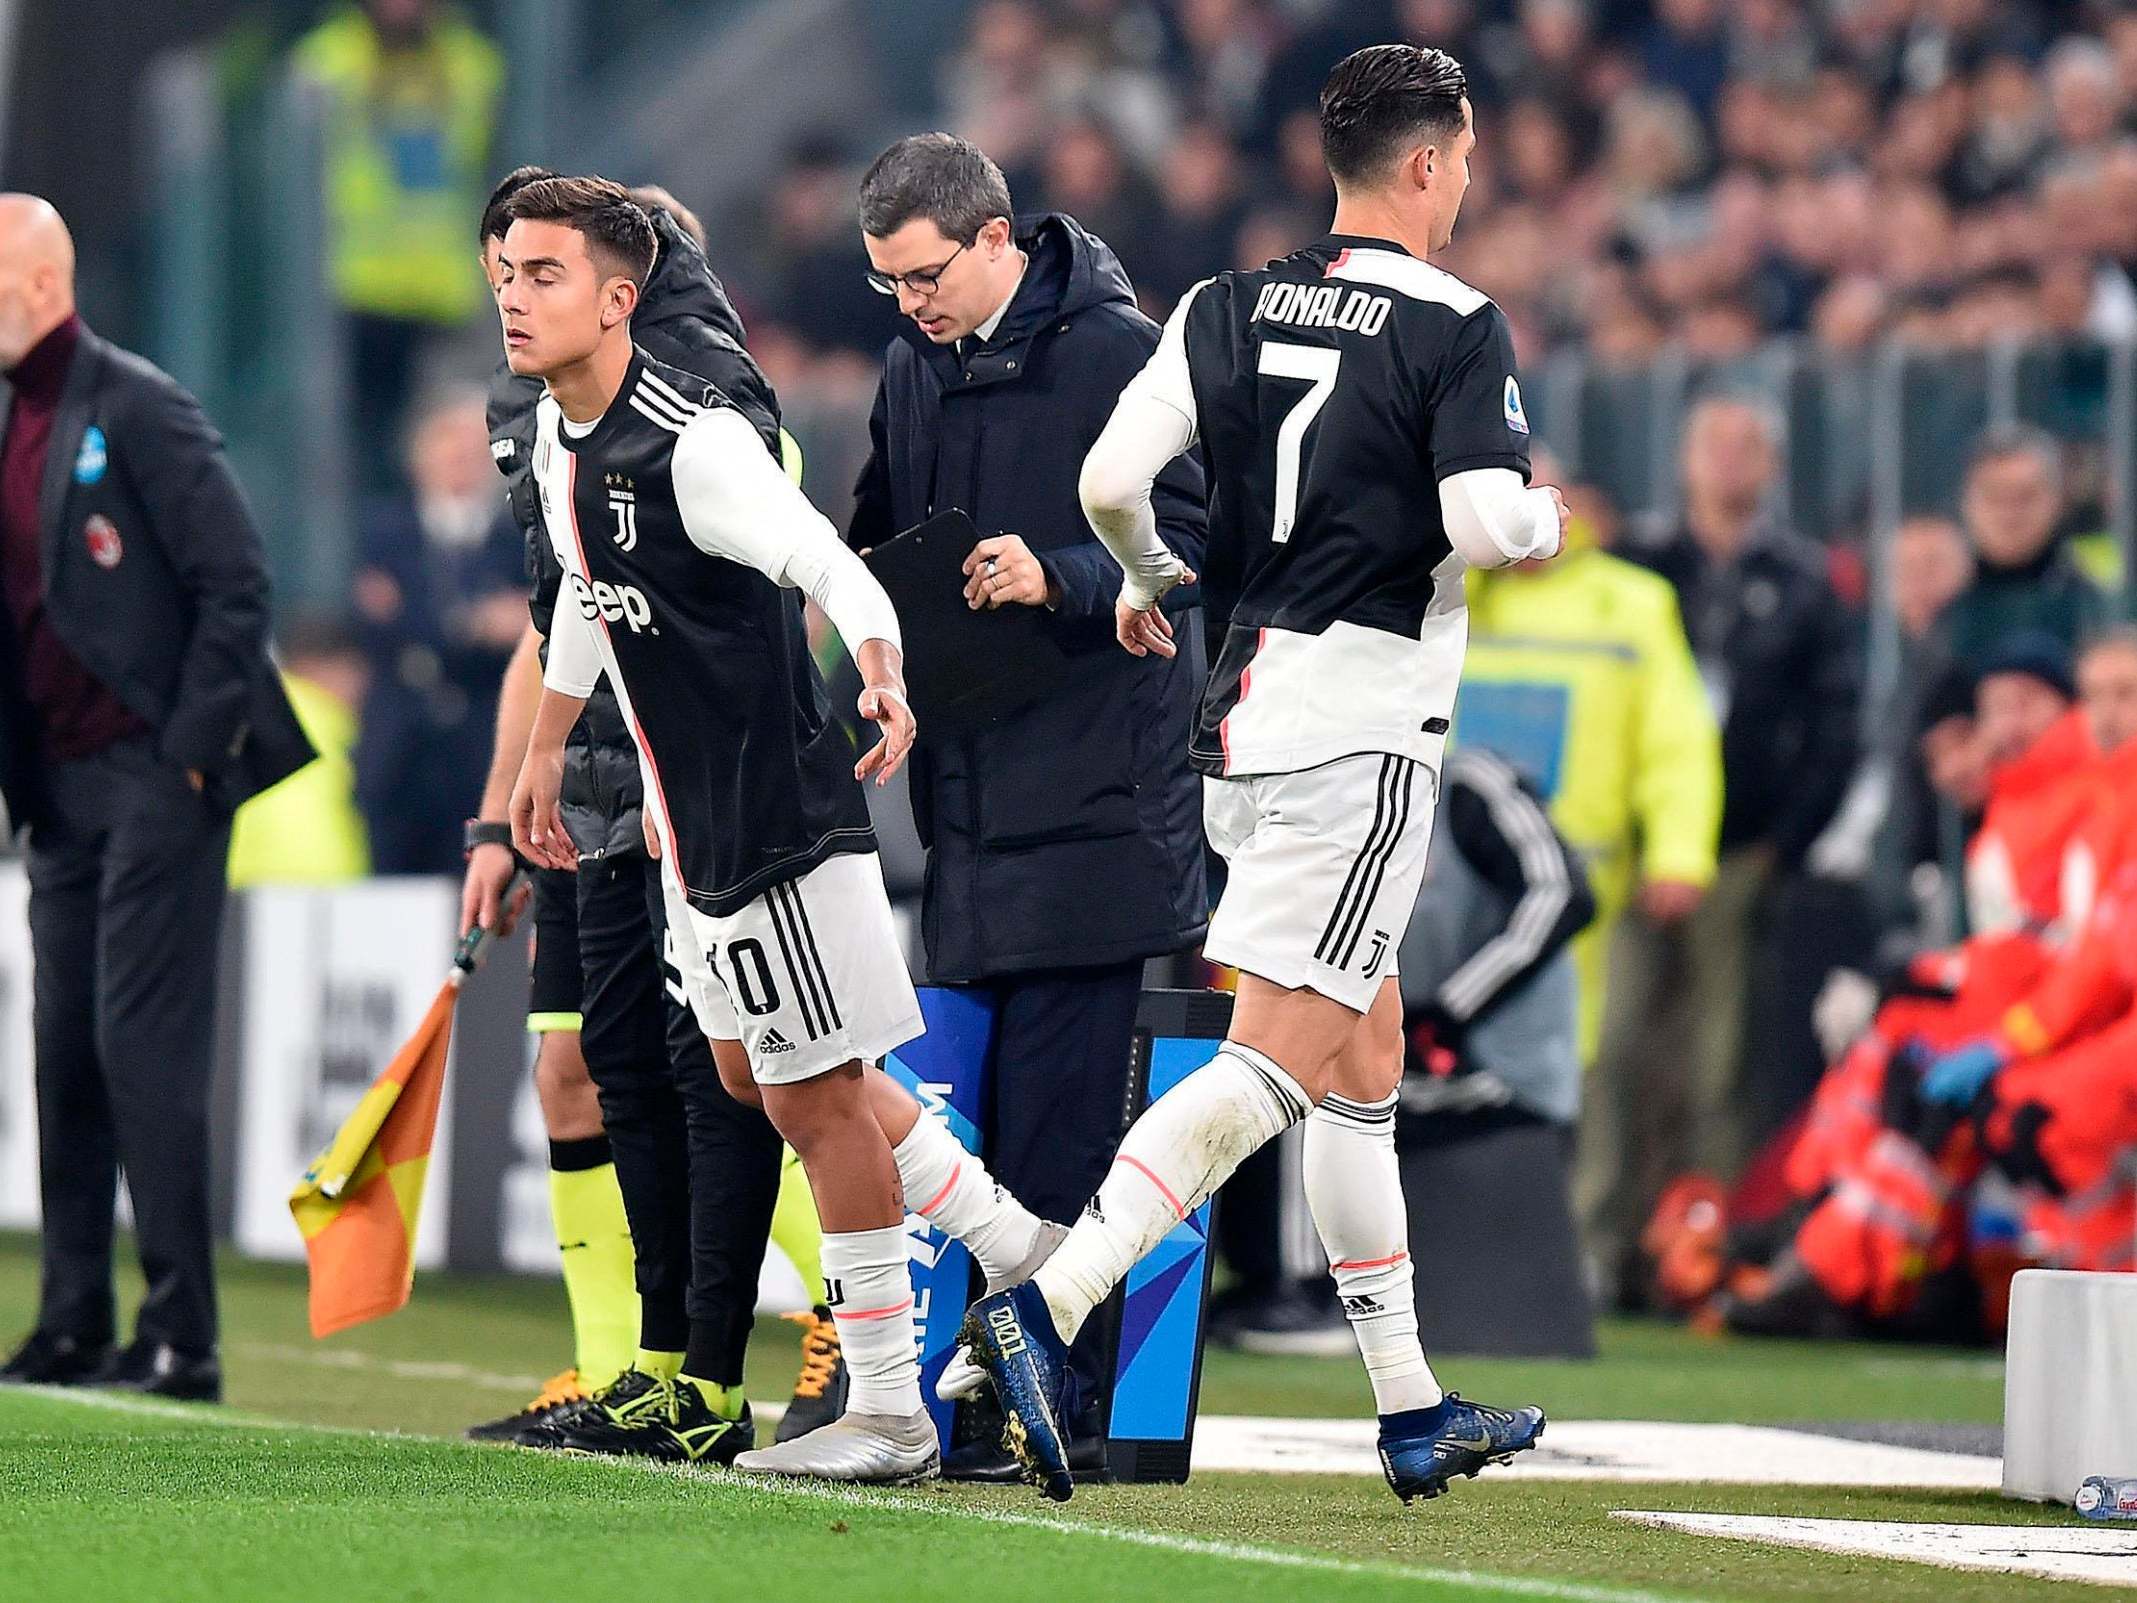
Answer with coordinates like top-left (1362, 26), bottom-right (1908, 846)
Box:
top-left (670, 406), bottom-right (903, 658)
top-left (542, 564), bottom-right (604, 697)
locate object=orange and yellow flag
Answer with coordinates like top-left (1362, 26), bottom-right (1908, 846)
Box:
top-left (289, 977), bottom-right (459, 1338)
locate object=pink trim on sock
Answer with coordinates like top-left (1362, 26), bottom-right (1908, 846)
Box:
top-left (1334, 1250), bottom-right (1409, 1271)
top-left (834, 1297), bottom-right (916, 1322)
top-left (1117, 1154), bottom-right (1189, 1223)
top-left (916, 1162), bottom-right (962, 1218)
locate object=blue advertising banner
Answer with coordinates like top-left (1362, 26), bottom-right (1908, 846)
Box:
top-left (880, 985), bottom-right (1229, 1479)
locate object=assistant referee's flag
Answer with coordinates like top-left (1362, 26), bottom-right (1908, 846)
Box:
top-left (289, 917), bottom-right (499, 1338)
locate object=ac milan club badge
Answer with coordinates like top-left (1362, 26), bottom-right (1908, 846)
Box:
top-left (84, 514), bottom-right (122, 570)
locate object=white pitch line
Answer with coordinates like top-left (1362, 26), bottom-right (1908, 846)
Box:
top-left (2, 1385), bottom-right (1682, 1603)
top-left (234, 1342), bottom-right (544, 1393)
top-left (1613, 1511), bottom-right (2137, 1590)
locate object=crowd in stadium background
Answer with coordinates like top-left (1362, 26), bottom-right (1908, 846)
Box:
top-left (10, 0), bottom-right (2137, 1350)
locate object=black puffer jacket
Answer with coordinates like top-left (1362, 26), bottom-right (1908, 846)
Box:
top-left (488, 207), bottom-right (783, 857)
top-left (848, 213), bottom-right (1210, 980)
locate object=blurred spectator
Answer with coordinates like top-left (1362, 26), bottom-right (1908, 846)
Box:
top-left (1461, 459), bottom-right (1724, 1290)
top-left (1144, 119), bottom-right (1247, 307)
top-left (1592, 395), bottom-right (1859, 1301)
top-left (291, 0), bottom-right (502, 492)
top-left (1461, 463), bottom-right (1723, 1065)
top-left (1398, 748), bottom-right (1597, 1130)
top-left (1936, 423), bottom-right (2110, 674)
top-left (758, 138), bottom-right (892, 365)
top-left (1639, 0), bottom-right (1730, 128)
top-left (228, 616), bottom-right (371, 887)
top-left (351, 385), bottom-right (524, 874)
top-left (1035, 119), bottom-right (1166, 287)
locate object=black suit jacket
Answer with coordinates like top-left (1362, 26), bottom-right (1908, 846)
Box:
top-left (0, 324), bottom-right (313, 830)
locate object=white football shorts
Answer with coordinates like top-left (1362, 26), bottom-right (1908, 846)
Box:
top-left (1202, 750), bottom-right (1441, 1014)
top-left (663, 850), bottom-right (924, 1084)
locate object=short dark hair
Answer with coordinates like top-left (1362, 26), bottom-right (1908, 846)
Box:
top-left (503, 175), bottom-right (658, 289)
top-left (1318, 44), bottom-right (1468, 186)
top-left (859, 132), bottom-right (1013, 242)
top-left (480, 164), bottom-right (559, 245)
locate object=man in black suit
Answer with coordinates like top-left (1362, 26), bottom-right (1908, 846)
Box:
top-left (0, 195), bottom-right (314, 1401)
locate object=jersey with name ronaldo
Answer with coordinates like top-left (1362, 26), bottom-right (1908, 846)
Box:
top-left (1137, 234), bottom-right (1531, 777)
top-left (533, 351), bottom-right (873, 917)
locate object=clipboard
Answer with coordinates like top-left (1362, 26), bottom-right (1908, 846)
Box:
top-left (862, 509), bottom-right (1071, 734)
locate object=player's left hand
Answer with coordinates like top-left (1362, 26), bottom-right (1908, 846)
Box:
top-left (855, 683), bottom-right (916, 786)
top-left (1921, 1038), bottom-right (2008, 1107)
top-left (509, 748), bottom-right (577, 872)
top-left (962, 535), bottom-right (1056, 610)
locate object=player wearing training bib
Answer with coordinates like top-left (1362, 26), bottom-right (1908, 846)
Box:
top-left (958, 45), bottom-right (1567, 1505)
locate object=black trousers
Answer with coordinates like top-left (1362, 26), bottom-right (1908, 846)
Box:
top-left (573, 851), bottom-right (781, 1379)
top-left (972, 960), bottom-right (1144, 1408)
top-left (26, 737), bottom-right (231, 1354)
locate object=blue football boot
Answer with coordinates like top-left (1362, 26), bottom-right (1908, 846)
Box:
top-left (956, 1282), bottom-right (1074, 1502)
top-left (1377, 1393), bottom-right (1546, 1504)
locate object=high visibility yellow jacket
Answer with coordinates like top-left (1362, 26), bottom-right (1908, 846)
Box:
top-left (1458, 542), bottom-right (1724, 1059)
top-left (293, 8), bottom-right (503, 324)
top-left (228, 673), bottom-right (369, 886)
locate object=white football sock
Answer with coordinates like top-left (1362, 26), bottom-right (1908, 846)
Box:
top-left (1305, 1090), bottom-right (1441, 1416)
top-left (819, 1225), bottom-right (922, 1418)
top-left (1036, 1042), bottom-right (1310, 1344)
top-left (891, 1111), bottom-right (1046, 1286)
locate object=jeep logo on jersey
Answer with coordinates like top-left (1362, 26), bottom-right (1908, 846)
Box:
top-left (569, 572), bottom-right (656, 633)
top-left (1504, 375), bottom-right (1529, 434)
top-left (604, 472), bottom-right (639, 551)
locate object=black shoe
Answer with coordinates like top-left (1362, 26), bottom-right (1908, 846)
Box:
top-left (93, 1341), bottom-right (222, 1402)
top-left (774, 1307), bottom-right (848, 1445)
top-left (466, 1369), bottom-right (594, 1445)
top-left (941, 1431), bottom-right (1110, 1484)
top-left (0, 1330), bottom-right (114, 1387)
top-left (1210, 1282), bottom-right (1354, 1358)
top-left (550, 1370), bottom-right (756, 1465)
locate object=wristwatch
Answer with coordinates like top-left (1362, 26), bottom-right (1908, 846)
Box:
top-left (464, 819), bottom-right (514, 859)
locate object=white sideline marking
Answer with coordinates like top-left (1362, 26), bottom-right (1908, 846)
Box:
top-left (1613, 1511), bottom-right (2137, 1589)
top-left (108, 1343), bottom-right (2011, 1490)
top-left (2, 1385), bottom-right (1675, 1603)
top-left (1193, 1416), bottom-right (2001, 1489)
top-left (235, 1342), bottom-right (544, 1393)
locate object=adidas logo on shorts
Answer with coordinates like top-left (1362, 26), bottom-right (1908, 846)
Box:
top-left (760, 1028), bottom-right (797, 1055)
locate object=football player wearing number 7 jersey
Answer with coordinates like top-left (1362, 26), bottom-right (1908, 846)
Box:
top-left (499, 176), bottom-right (1065, 1485)
top-left (958, 46), bottom-right (1569, 1504)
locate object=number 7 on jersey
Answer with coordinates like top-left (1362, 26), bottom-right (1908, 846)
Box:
top-left (1258, 341), bottom-right (1341, 543)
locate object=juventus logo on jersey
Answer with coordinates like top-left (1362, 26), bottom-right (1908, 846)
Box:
top-left (605, 472), bottom-right (639, 551)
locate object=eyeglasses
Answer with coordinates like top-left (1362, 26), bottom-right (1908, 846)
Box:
top-left (865, 240), bottom-right (969, 298)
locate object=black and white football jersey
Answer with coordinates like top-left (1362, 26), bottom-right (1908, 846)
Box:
top-left (534, 350), bottom-right (876, 917)
top-left (1128, 233), bottom-right (1531, 777)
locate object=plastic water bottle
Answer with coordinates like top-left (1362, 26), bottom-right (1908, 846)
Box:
top-left (2075, 1477), bottom-right (2137, 1520)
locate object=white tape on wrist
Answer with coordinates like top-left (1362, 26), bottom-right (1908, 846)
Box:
top-left (868, 684), bottom-right (910, 714)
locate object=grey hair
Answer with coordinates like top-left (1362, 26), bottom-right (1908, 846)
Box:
top-left (1966, 422), bottom-right (2064, 497)
top-left (2081, 623), bottom-right (2137, 665)
top-left (1684, 388), bottom-right (1784, 447)
top-left (858, 133), bottom-right (1013, 242)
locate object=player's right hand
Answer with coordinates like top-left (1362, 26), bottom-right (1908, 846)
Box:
top-left (1115, 565), bottom-right (1195, 658)
top-left (510, 750), bottom-right (578, 872)
top-left (1539, 486), bottom-right (1571, 559)
top-left (459, 841), bottom-right (530, 937)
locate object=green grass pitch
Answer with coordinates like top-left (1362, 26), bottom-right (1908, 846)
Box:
top-left (0, 1233), bottom-right (2117, 1602)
